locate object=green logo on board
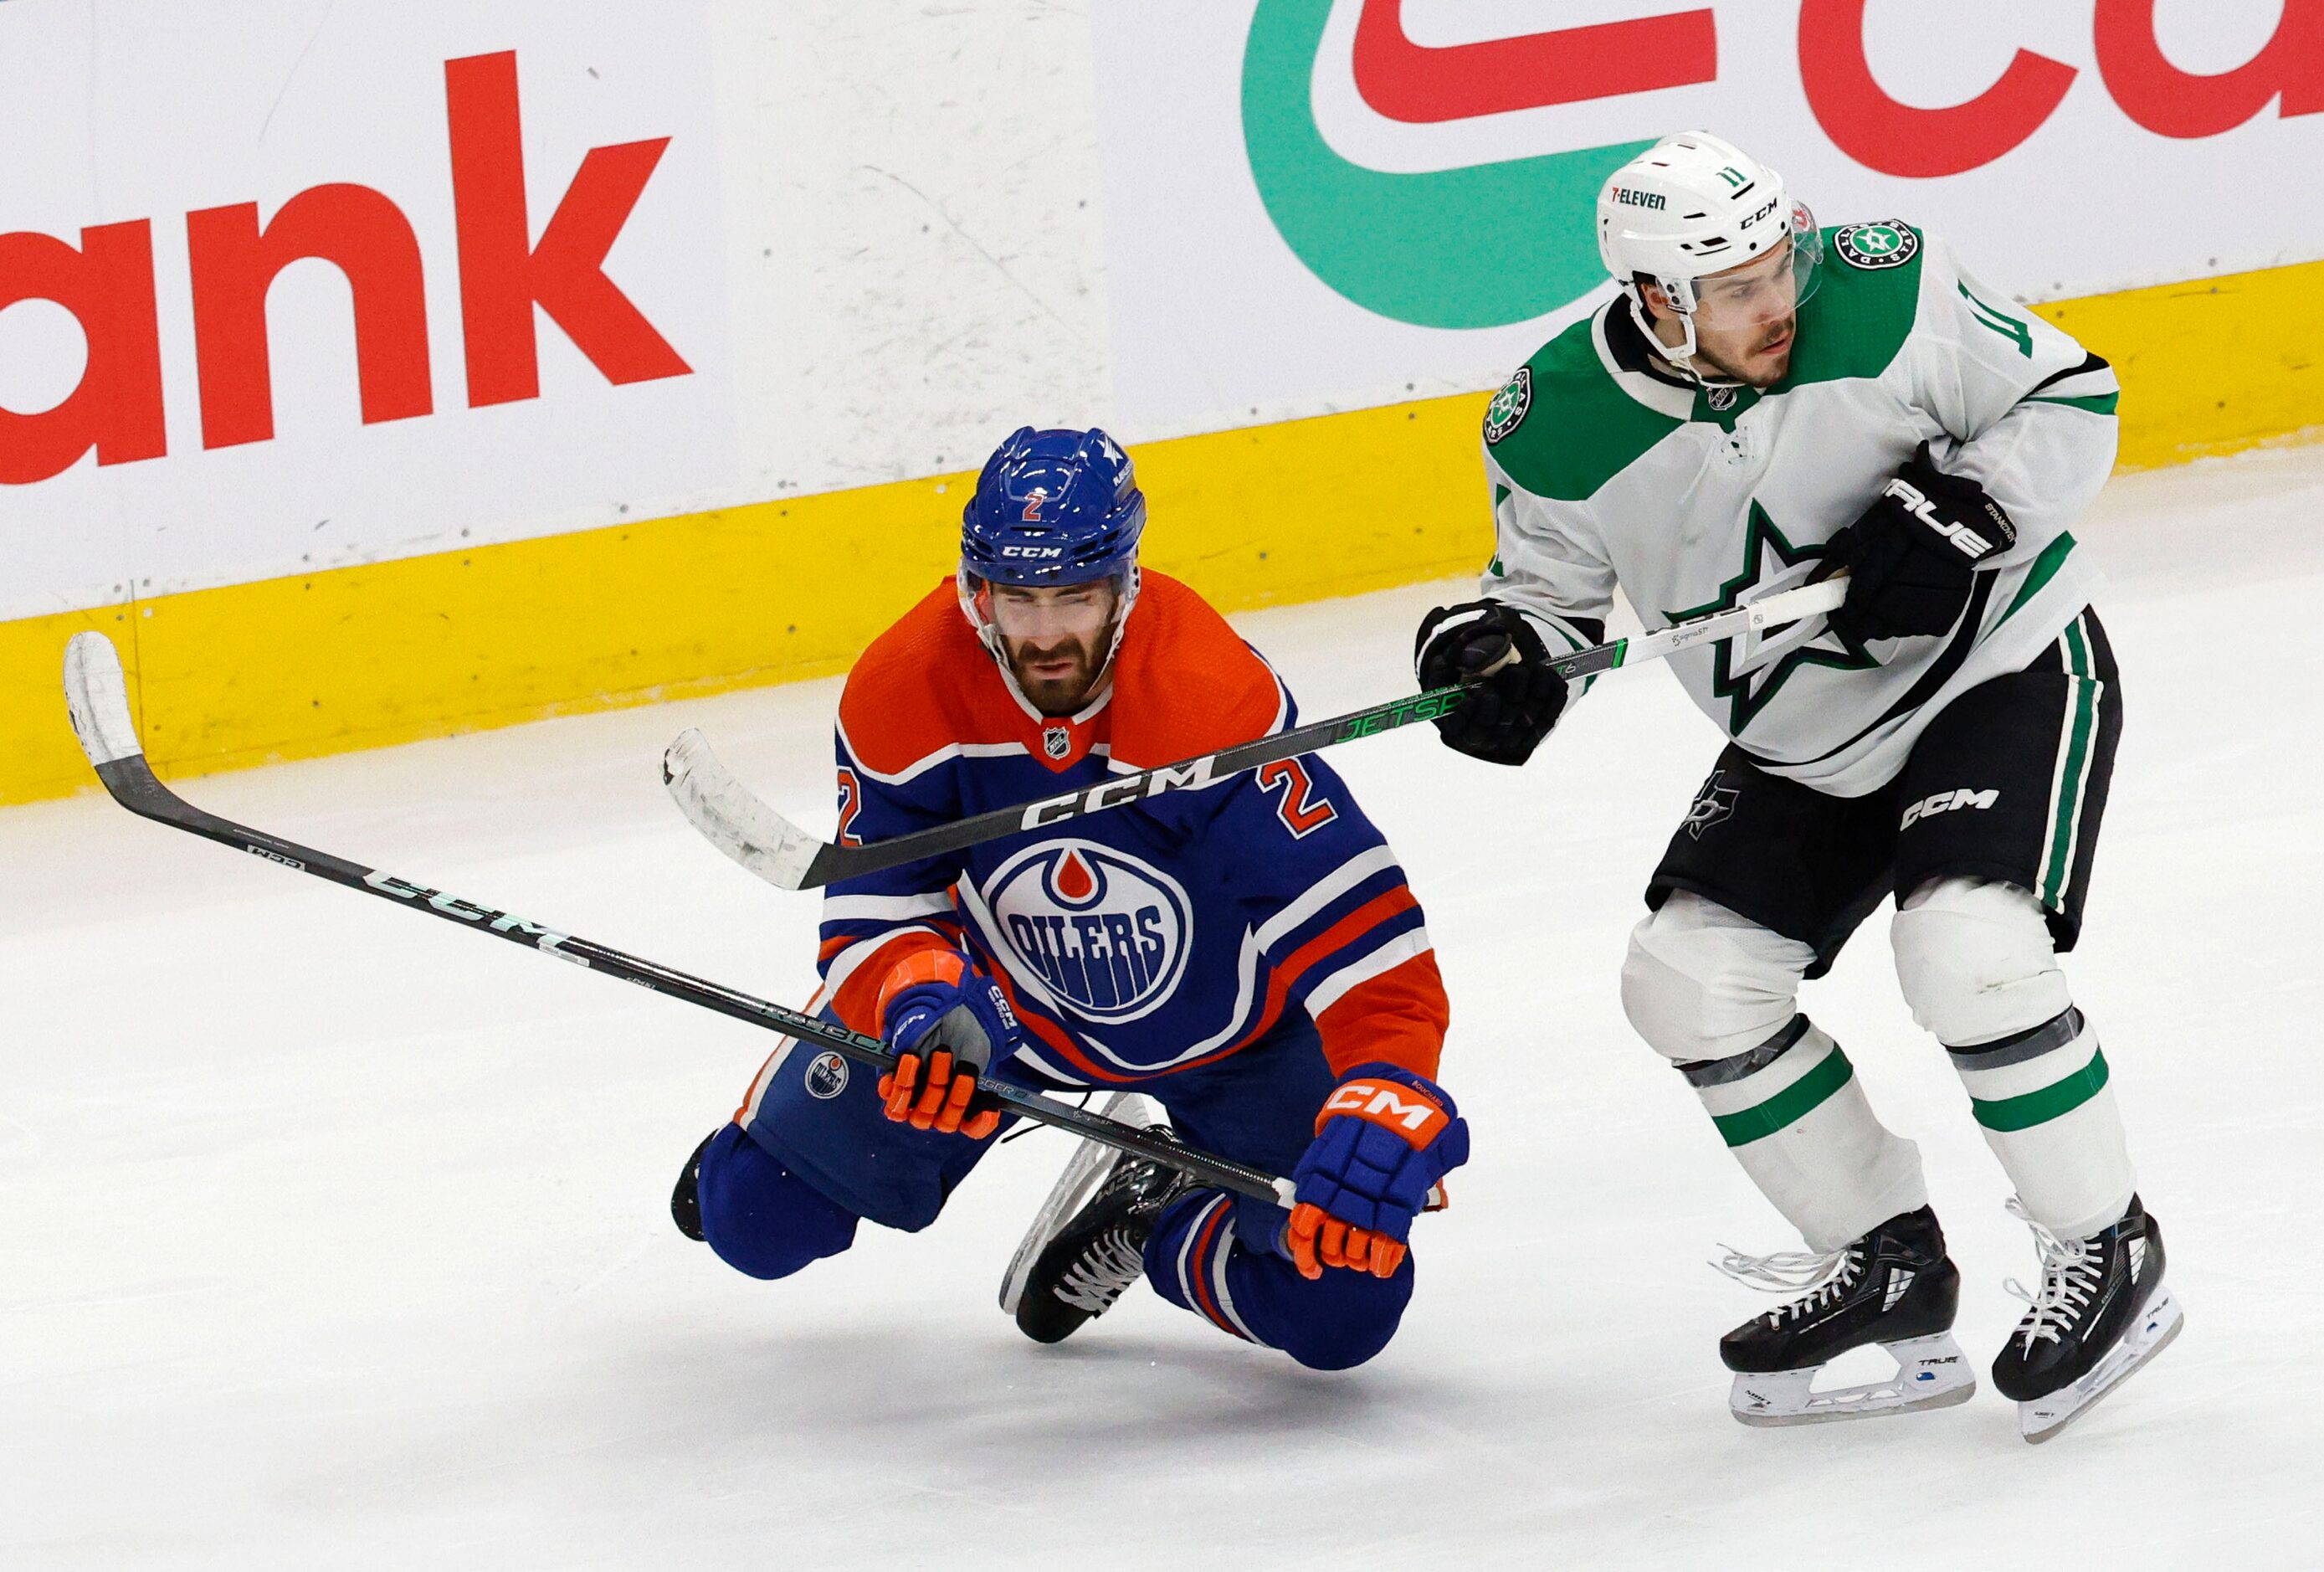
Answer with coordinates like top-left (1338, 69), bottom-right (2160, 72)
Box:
top-left (1239, 0), bottom-right (1649, 328)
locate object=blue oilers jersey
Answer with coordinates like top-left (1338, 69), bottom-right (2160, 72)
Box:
top-left (807, 573), bottom-right (1449, 1091)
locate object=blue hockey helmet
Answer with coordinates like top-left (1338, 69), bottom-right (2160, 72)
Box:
top-left (959, 426), bottom-right (1146, 589)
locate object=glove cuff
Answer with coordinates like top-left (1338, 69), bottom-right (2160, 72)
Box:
top-left (1316, 1063), bottom-right (1459, 1145)
top-left (875, 947), bottom-right (970, 1035)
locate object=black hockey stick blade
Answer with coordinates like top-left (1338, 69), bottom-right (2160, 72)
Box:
top-left (664, 578), bottom-right (1849, 892)
top-left (59, 632), bottom-right (1291, 1208)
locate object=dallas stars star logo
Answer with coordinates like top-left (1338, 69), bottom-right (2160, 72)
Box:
top-left (1664, 501), bottom-right (1875, 735)
top-left (1682, 769), bottom-right (1740, 840)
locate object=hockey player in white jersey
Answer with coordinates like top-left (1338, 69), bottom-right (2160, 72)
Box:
top-left (1415, 131), bottom-right (2179, 1439)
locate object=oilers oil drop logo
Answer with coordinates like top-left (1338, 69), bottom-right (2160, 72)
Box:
top-left (986, 840), bottom-right (1192, 1023)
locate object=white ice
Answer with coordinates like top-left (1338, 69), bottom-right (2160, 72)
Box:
top-left (7, 448), bottom-right (2322, 1569)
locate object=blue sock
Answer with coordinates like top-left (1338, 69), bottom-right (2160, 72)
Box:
top-left (1143, 1189), bottom-right (1414, 1370)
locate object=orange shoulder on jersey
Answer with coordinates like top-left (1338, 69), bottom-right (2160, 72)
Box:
top-left (834, 581), bottom-right (1027, 780)
top-left (1107, 573), bottom-right (1286, 770)
top-left (1314, 949), bottom-right (1450, 1082)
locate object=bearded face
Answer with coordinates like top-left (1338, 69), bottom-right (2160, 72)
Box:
top-left (983, 578), bottom-right (1121, 715)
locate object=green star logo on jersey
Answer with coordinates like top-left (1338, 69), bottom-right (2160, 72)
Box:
top-left (1664, 503), bottom-right (1877, 735)
top-left (1834, 222), bottom-right (1921, 270)
top-left (1484, 369), bottom-right (1532, 444)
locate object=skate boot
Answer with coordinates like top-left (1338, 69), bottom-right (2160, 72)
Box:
top-left (670, 1128), bottom-right (716, 1241)
top-left (1716, 1205), bottom-right (1974, 1426)
top-left (1993, 1194), bottom-right (2182, 1443)
top-left (999, 1094), bottom-right (1196, 1344)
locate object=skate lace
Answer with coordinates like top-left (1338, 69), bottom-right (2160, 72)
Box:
top-left (2002, 1196), bottom-right (2105, 1347)
top-left (1054, 1228), bottom-right (1147, 1315)
top-left (1713, 1243), bottom-right (1864, 1322)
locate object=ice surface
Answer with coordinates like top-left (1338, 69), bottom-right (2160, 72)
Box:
top-left (6, 448), bottom-right (2323, 1569)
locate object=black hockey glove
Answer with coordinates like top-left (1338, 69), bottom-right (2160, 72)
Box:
top-left (1821, 443), bottom-right (2018, 644)
top-left (1413, 600), bottom-right (1568, 767)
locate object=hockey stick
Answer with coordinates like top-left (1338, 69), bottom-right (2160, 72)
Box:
top-left (665, 576), bottom-right (1850, 891)
top-left (59, 633), bottom-right (1294, 1209)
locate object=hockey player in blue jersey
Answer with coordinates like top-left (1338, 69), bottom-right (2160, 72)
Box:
top-left (675, 426), bottom-right (1469, 1369)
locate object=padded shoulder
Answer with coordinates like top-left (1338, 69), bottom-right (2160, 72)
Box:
top-left (1485, 316), bottom-right (1683, 502)
top-left (1108, 573), bottom-right (1287, 769)
top-left (837, 581), bottom-right (1021, 779)
top-left (1783, 221), bottom-right (1926, 387)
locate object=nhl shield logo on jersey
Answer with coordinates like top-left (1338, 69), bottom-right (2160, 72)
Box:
top-left (986, 840), bottom-right (1193, 1022)
top-left (803, 1051), bottom-right (849, 1099)
top-left (1484, 367), bottom-right (1532, 444)
top-left (1043, 723), bottom-right (1071, 760)
top-left (1834, 222), bottom-right (1919, 270)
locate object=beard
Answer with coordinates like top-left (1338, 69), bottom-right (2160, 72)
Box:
top-left (1005, 630), bottom-right (1109, 715)
top-left (1696, 314), bottom-right (1797, 388)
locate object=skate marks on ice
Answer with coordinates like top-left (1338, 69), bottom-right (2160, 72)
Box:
top-left (8, 447), bottom-right (2324, 1564)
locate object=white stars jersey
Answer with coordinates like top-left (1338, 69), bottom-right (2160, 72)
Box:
top-left (1479, 223), bottom-right (2119, 795)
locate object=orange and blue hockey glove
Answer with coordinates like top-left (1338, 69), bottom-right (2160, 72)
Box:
top-left (1286, 1065), bottom-right (1469, 1281)
top-left (873, 949), bottom-right (1020, 1139)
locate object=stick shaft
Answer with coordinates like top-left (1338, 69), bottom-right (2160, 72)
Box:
top-left (61, 634), bottom-right (1288, 1205)
top-left (676, 578), bottom-right (1849, 890)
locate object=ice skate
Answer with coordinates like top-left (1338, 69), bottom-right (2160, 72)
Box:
top-left (1994, 1194), bottom-right (2181, 1442)
top-left (1000, 1094), bottom-right (1194, 1343)
top-left (670, 1128), bottom-right (716, 1242)
top-left (1717, 1205), bottom-right (1974, 1426)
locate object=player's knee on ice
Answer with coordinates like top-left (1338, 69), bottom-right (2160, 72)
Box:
top-left (1890, 876), bottom-right (2070, 1046)
top-left (1146, 1191), bottom-right (1413, 1370)
top-left (695, 1123), bottom-right (861, 1280)
top-left (1620, 893), bottom-right (1816, 1062)
top-left (1269, 1266), bottom-right (1413, 1371)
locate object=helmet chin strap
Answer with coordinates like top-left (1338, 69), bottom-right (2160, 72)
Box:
top-left (955, 563), bottom-right (1141, 720)
top-left (1625, 284), bottom-right (1744, 390)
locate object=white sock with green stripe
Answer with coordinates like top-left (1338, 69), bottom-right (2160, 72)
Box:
top-left (1947, 1007), bottom-right (2134, 1240)
top-left (1893, 877), bottom-right (2137, 1241)
top-left (1680, 1016), bottom-right (1929, 1252)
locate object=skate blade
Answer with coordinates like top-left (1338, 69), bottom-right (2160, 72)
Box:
top-left (998, 1092), bottom-right (1157, 1316)
top-left (2019, 1286), bottom-right (2184, 1444)
top-left (1731, 1333), bottom-right (1977, 1427)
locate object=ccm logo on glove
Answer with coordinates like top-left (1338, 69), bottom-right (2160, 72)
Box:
top-left (1319, 1080), bottom-right (1451, 1147)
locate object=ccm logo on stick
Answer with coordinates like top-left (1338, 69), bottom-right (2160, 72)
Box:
top-left (1020, 756), bottom-right (1224, 829)
top-left (1321, 1081), bottom-right (1449, 1147)
top-left (1901, 788), bottom-right (1998, 829)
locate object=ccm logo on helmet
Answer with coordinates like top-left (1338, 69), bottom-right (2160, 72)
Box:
top-left (1321, 1081), bottom-right (1449, 1148)
top-left (1882, 478), bottom-right (2000, 559)
top-left (999, 545), bottom-right (1065, 558)
top-left (1901, 787), bottom-right (1998, 830)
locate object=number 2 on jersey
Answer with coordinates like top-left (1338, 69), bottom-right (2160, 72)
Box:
top-left (1257, 758), bottom-right (1338, 837)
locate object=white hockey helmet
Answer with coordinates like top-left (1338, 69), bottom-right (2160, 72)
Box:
top-left (1597, 131), bottom-right (1822, 381)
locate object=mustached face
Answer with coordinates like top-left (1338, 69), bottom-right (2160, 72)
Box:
top-left (984, 579), bottom-right (1121, 715)
top-left (1645, 237), bottom-right (1802, 389)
